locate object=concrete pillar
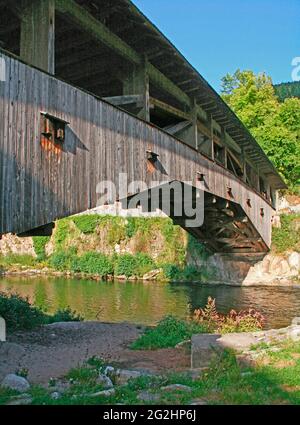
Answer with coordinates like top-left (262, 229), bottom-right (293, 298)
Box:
top-left (0, 317), bottom-right (6, 342)
top-left (20, 0), bottom-right (55, 74)
top-left (123, 59), bottom-right (150, 121)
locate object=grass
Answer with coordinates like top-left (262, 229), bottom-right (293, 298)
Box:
top-left (0, 254), bottom-right (38, 268)
top-left (130, 316), bottom-right (209, 350)
top-left (0, 292), bottom-right (82, 332)
top-left (3, 341), bottom-right (300, 405)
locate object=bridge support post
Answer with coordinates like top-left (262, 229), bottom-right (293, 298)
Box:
top-left (123, 58), bottom-right (150, 121)
top-left (20, 0), bottom-right (55, 74)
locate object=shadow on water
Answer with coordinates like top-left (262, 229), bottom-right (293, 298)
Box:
top-left (0, 276), bottom-right (300, 329)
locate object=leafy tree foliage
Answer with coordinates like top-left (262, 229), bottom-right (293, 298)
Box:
top-left (221, 70), bottom-right (300, 191)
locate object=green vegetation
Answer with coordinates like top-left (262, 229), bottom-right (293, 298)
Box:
top-left (0, 254), bottom-right (38, 268)
top-left (0, 215), bottom-right (212, 282)
top-left (32, 236), bottom-right (50, 261)
top-left (272, 214), bottom-right (300, 253)
top-left (222, 70), bottom-right (300, 191)
top-left (0, 292), bottom-right (82, 332)
top-left (131, 316), bottom-right (209, 350)
top-left (49, 250), bottom-right (76, 271)
top-left (70, 252), bottom-right (114, 276)
top-left (274, 81), bottom-right (300, 102)
top-left (3, 340), bottom-right (300, 405)
top-left (132, 298), bottom-right (264, 350)
top-left (71, 215), bottom-right (102, 234)
top-left (114, 253), bottom-right (155, 278)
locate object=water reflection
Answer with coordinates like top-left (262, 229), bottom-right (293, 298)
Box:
top-left (0, 276), bottom-right (299, 329)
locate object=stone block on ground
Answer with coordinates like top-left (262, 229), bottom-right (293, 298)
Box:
top-left (191, 334), bottom-right (223, 369)
top-left (0, 317), bottom-right (6, 342)
top-left (1, 374), bottom-right (30, 392)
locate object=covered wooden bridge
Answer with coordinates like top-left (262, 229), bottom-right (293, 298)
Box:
top-left (0, 0), bottom-right (286, 253)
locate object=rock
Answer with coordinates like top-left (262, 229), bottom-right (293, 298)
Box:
top-left (185, 368), bottom-right (208, 381)
top-left (288, 252), bottom-right (300, 271)
top-left (161, 384), bottom-right (192, 393)
top-left (142, 269), bottom-right (161, 281)
top-left (0, 317), bottom-right (6, 342)
top-left (104, 366), bottom-right (115, 377)
top-left (292, 318), bottom-right (300, 326)
top-left (96, 373), bottom-right (114, 389)
top-left (50, 392), bottom-right (61, 400)
top-left (0, 342), bottom-right (25, 361)
top-left (175, 340), bottom-right (191, 349)
top-left (1, 374), bottom-right (30, 392)
top-left (6, 397), bottom-right (32, 406)
top-left (241, 371), bottom-right (253, 377)
top-left (288, 326), bottom-right (300, 341)
top-left (191, 334), bottom-right (223, 369)
top-left (190, 399), bottom-right (207, 405)
top-left (90, 388), bottom-right (115, 398)
top-left (218, 332), bottom-right (262, 351)
top-left (137, 391), bottom-right (160, 403)
top-left (50, 380), bottom-right (71, 394)
top-left (114, 369), bottom-right (143, 385)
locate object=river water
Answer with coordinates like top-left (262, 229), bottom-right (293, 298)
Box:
top-left (0, 276), bottom-right (299, 329)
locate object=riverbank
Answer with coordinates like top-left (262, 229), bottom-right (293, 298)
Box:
top-left (0, 322), bottom-right (190, 384)
top-left (1, 257), bottom-right (299, 287)
top-left (2, 320), bottom-right (300, 405)
top-left (0, 213), bottom-right (299, 287)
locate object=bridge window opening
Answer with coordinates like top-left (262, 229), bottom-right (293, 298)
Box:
top-left (213, 142), bottom-right (225, 166)
top-left (198, 134), bottom-right (212, 158)
top-left (227, 151), bottom-right (243, 177)
top-left (0, 7), bottom-right (20, 56)
top-left (40, 112), bottom-right (69, 145)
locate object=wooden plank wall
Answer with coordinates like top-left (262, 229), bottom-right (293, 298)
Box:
top-left (0, 52), bottom-right (274, 247)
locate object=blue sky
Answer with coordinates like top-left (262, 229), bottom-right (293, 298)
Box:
top-left (132, 0), bottom-right (300, 92)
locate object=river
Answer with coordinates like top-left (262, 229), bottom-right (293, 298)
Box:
top-left (0, 276), bottom-right (299, 329)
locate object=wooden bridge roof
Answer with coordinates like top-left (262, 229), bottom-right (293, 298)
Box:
top-left (70, 0), bottom-right (286, 189)
top-left (0, 0), bottom-right (287, 189)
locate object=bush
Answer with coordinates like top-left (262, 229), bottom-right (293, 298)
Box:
top-left (49, 251), bottom-right (76, 271)
top-left (70, 252), bottom-right (113, 277)
top-left (114, 254), bottom-right (138, 277)
top-left (272, 214), bottom-right (300, 253)
top-left (135, 253), bottom-right (155, 276)
top-left (193, 297), bottom-right (265, 334)
top-left (162, 264), bottom-right (181, 280)
top-left (0, 293), bottom-right (83, 332)
top-left (48, 308), bottom-right (83, 323)
top-left (114, 253), bottom-right (155, 278)
top-left (0, 292), bottom-right (46, 331)
top-left (131, 316), bottom-right (208, 350)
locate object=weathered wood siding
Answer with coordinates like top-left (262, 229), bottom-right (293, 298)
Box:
top-left (0, 52), bottom-right (274, 246)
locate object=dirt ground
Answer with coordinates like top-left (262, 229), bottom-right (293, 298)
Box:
top-left (0, 322), bottom-right (190, 384)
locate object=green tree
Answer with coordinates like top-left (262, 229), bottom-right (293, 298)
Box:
top-left (221, 70), bottom-right (300, 191)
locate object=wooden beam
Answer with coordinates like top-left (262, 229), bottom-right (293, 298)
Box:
top-left (123, 59), bottom-right (150, 121)
top-left (56, 0), bottom-right (141, 65)
top-left (150, 97), bottom-right (190, 121)
top-left (103, 95), bottom-right (143, 107)
top-left (163, 121), bottom-right (191, 136)
top-left (147, 62), bottom-right (191, 107)
top-left (56, 0), bottom-right (192, 109)
top-left (20, 0), bottom-right (55, 74)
